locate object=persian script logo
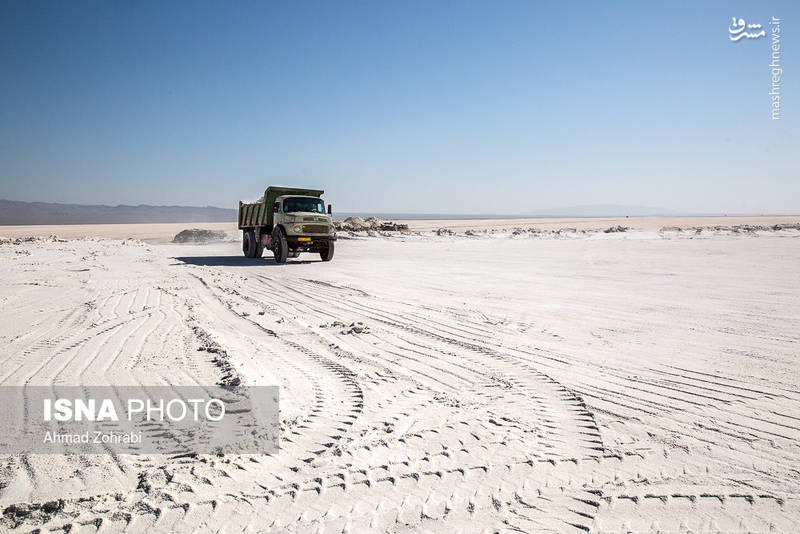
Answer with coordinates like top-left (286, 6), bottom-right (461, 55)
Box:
top-left (729, 17), bottom-right (765, 41)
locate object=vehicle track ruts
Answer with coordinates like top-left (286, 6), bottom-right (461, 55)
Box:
top-left (205, 272), bottom-right (599, 456)
top-left (176, 271), bottom-right (611, 526)
top-left (252, 276), bottom-right (605, 460)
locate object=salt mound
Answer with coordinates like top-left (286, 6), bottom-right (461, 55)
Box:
top-left (172, 229), bottom-right (227, 243)
top-left (0, 235), bottom-right (66, 244)
top-left (341, 216), bottom-right (367, 230)
top-left (336, 216), bottom-right (409, 232)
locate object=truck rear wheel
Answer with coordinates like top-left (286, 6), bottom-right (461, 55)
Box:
top-left (319, 240), bottom-right (334, 262)
top-left (242, 230), bottom-right (257, 258)
top-left (272, 227), bottom-right (288, 263)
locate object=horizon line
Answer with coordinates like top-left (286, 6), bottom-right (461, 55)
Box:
top-left (1, 198), bottom-right (797, 219)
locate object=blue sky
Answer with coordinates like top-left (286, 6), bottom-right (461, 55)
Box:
top-left (1, 1), bottom-right (797, 214)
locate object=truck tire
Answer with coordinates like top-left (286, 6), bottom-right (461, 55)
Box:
top-left (319, 240), bottom-right (334, 262)
top-left (243, 230), bottom-right (257, 258)
top-left (288, 250), bottom-right (300, 258)
top-left (272, 227), bottom-right (288, 263)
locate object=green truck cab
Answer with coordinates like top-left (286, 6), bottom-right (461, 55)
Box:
top-left (238, 186), bottom-right (336, 263)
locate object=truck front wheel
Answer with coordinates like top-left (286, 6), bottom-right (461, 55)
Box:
top-left (319, 240), bottom-right (334, 262)
top-left (272, 227), bottom-right (288, 263)
top-left (242, 230), bottom-right (257, 258)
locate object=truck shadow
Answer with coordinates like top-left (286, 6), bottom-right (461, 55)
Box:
top-left (172, 256), bottom-right (316, 266)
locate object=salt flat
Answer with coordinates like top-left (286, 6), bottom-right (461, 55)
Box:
top-left (1, 222), bottom-right (799, 532)
top-left (1, 215), bottom-right (797, 240)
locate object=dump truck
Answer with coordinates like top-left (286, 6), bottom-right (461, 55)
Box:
top-left (238, 187), bottom-right (335, 263)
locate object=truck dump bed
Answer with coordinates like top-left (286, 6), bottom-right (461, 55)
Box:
top-left (238, 187), bottom-right (324, 230)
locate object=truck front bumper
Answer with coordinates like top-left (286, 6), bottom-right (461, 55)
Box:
top-left (286, 235), bottom-right (336, 250)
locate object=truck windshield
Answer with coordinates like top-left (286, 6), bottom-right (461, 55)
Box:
top-left (283, 197), bottom-right (325, 214)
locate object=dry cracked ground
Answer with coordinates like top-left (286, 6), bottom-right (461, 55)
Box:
top-left (1, 228), bottom-right (799, 533)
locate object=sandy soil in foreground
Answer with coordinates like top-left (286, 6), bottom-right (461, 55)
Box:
top-left (1, 222), bottom-right (799, 532)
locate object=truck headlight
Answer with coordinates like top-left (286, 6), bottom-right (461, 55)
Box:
top-left (293, 225), bottom-right (301, 232)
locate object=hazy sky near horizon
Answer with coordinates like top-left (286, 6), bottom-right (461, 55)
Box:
top-left (1, 1), bottom-right (797, 214)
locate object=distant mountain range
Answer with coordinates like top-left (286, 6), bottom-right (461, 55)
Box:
top-left (0, 199), bottom-right (237, 225)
